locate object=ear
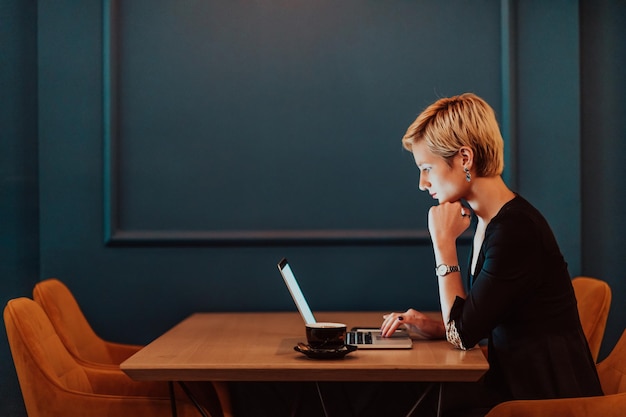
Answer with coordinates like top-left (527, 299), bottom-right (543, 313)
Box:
top-left (458, 146), bottom-right (474, 169)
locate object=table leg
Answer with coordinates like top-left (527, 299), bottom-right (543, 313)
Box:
top-left (436, 382), bottom-right (444, 417)
top-left (169, 381), bottom-right (178, 417)
top-left (177, 381), bottom-right (211, 417)
top-left (405, 382), bottom-right (435, 417)
top-left (314, 382), bottom-right (361, 417)
top-left (315, 382), bottom-right (330, 417)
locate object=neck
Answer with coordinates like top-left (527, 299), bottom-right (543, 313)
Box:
top-left (465, 176), bottom-right (515, 224)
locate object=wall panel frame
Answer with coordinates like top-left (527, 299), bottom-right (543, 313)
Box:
top-left (101, 0), bottom-right (514, 246)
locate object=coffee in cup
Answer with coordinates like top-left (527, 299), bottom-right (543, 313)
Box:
top-left (305, 322), bottom-right (347, 349)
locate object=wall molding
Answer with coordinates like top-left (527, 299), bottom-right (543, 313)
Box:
top-left (500, 0), bottom-right (518, 189)
top-left (101, 0), bottom-right (509, 247)
top-left (104, 229), bottom-right (436, 247)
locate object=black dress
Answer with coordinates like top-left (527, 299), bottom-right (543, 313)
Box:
top-left (449, 195), bottom-right (603, 403)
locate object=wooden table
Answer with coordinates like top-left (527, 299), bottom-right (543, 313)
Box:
top-left (121, 311), bottom-right (489, 416)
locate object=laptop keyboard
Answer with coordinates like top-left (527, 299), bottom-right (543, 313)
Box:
top-left (346, 331), bottom-right (373, 345)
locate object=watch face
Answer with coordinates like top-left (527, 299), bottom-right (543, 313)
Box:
top-left (437, 265), bottom-right (447, 275)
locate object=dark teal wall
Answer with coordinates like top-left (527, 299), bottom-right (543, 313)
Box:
top-left (38, 0), bottom-right (500, 343)
top-left (515, 0), bottom-right (582, 266)
top-left (1, 1), bottom-right (39, 415)
top-left (2, 1), bottom-right (625, 416)
top-left (580, 0), bottom-right (626, 359)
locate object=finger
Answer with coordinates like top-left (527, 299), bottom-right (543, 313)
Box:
top-left (381, 321), bottom-right (398, 337)
top-left (380, 314), bottom-right (394, 331)
top-left (380, 314), bottom-right (395, 336)
top-left (381, 314), bottom-right (404, 337)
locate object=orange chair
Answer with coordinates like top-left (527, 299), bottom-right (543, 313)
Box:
top-left (572, 276), bottom-right (612, 362)
top-left (32, 278), bottom-right (146, 367)
top-left (484, 328), bottom-right (626, 417)
top-left (32, 278), bottom-right (232, 417)
top-left (4, 297), bottom-right (202, 417)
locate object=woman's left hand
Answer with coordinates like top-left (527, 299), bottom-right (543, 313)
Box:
top-left (380, 309), bottom-right (434, 338)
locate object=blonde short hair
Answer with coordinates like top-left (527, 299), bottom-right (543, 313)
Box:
top-left (401, 93), bottom-right (504, 177)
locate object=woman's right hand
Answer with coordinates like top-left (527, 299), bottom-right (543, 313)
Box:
top-left (428, 201), bottom-right (471, 247)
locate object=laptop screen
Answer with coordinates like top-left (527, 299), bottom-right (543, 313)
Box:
top-left (277, 258), bottom-right (316, 324)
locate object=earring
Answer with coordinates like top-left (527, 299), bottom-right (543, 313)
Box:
top-left (464, 167), bottom-right (471, 182)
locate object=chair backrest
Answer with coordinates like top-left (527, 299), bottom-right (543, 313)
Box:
top-left (33, 278), bottom-right (117, 364)
top-left (572, 276), bottom-right (612, 361)
top-left (4, 298), bottom-right (94, 416)
top-left (482, 329), bottom-right (626, 417)
top-left (597, 329), bottom-right (626, 395)
top-left (5, 298), bottom-right (203, 417)
top-left (32, 281), bottom-right (234, 417)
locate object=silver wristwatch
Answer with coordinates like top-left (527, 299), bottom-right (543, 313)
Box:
top-left (435, 264), bottom-right (460, 277)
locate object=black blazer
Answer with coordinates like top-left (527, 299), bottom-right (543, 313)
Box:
top-left (450, 195), bottom-right (603, 400)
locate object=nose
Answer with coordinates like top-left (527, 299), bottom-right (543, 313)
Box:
top-left (418, 174), bottom-right (429, 191)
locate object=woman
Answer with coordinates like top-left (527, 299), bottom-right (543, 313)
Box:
top-left (381, 93), bottom-right (603, 415)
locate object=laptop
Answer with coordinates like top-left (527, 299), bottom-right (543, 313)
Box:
top-left (277, 258), bottom-right (413, 349)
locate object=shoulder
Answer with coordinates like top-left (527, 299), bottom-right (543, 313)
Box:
top-left (491, 195), bottom-right (551, 230)
top-left (484, 196), bottom-right (551, 250)
top-left (489, 196), bottom-right (540, 230)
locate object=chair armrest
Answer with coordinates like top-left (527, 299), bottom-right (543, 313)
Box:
top-left (485, 392), bottom-right (626, 417)
top-left (82, 365), bottom-right (169, 397)
top-left (29, 386), bottom-right (198, 417)
top-left (104, 341), bottom-right (143, 363)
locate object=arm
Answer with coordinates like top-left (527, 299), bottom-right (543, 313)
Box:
top-left (380, 202), bottom-right (469, 338)
top-left (429, 202), bottom-right (470, 325)
top-left (448, 212), bottom-right (544, 349)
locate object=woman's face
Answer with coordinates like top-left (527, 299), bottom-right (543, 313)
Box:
top-left (411, 141), bottom-right (466, 204)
